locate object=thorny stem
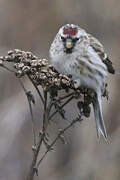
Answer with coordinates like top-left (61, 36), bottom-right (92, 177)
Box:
top-left (36, 116), bottom-right (82, 168)
top-left (27, 74), bottom-right (44, 104)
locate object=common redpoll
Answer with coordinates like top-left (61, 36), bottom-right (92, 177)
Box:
top-left (49, 24), bottom-right (114, 140)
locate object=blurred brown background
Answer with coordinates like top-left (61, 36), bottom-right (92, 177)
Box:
top-left (0, 0), bottom-right (120, 179)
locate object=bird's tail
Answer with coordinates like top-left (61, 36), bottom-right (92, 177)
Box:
top-left (93, 93), bottom-right (108, 141)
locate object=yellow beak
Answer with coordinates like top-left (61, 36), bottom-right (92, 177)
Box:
top-left (65, 39), bottom-right (73, 49)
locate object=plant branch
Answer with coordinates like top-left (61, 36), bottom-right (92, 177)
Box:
top-left (2, 64), bottom-right (16, 73)
top-left (36, 115), bottom-right (82, 168)
top-left (48, 95), bottom-right (74, 121)
top-left (27, 90), bottom-right (49, 180)
top-left (0, 49), bottom-right (109, 180)
top-left (27, 74), bottom-right (44, 104)
top-left (57, 92), bottom-right (74, 101)
top-left (42, 90), bottom-right (48, 132)
top-left (19, 79), bottom-right (36, 147)
top-left (26, 132), bottom-right (44, 180)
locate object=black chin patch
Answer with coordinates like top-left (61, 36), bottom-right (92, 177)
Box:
top-left (65, 48), bottom-right (73, 54)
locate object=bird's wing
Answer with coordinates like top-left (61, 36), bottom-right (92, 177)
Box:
top-left (88, 34), bottom-right (115, 74)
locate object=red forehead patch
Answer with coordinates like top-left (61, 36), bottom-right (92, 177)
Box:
top-left (63, 27), bottom-right (78, 36)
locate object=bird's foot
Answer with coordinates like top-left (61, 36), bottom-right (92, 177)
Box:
top-left (74, 79), bottom-right (81, 89)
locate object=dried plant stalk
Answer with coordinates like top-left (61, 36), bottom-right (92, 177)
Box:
top-left (0, 49), bottom-right (109, 180)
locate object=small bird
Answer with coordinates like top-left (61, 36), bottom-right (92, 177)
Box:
top-left (49, 24), bottom-right (115, 140)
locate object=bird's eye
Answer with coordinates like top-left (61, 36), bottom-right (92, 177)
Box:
top-left (72, 38), bottom-right (79, 42)
top-left (61, 36), bottom-right (66, 42)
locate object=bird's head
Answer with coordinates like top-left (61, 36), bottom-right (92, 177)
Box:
top-left (58, 24), bottom-right (86, 54)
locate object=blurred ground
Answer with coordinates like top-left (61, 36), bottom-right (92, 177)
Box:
top-left (0, 0), bottom-right (120, 180)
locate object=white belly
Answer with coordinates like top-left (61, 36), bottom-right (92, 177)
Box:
top-left (50, 49), bottom-right (107, 92)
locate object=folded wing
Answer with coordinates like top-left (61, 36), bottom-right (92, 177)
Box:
top-left (88, 34), bottom-right (115, 74)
